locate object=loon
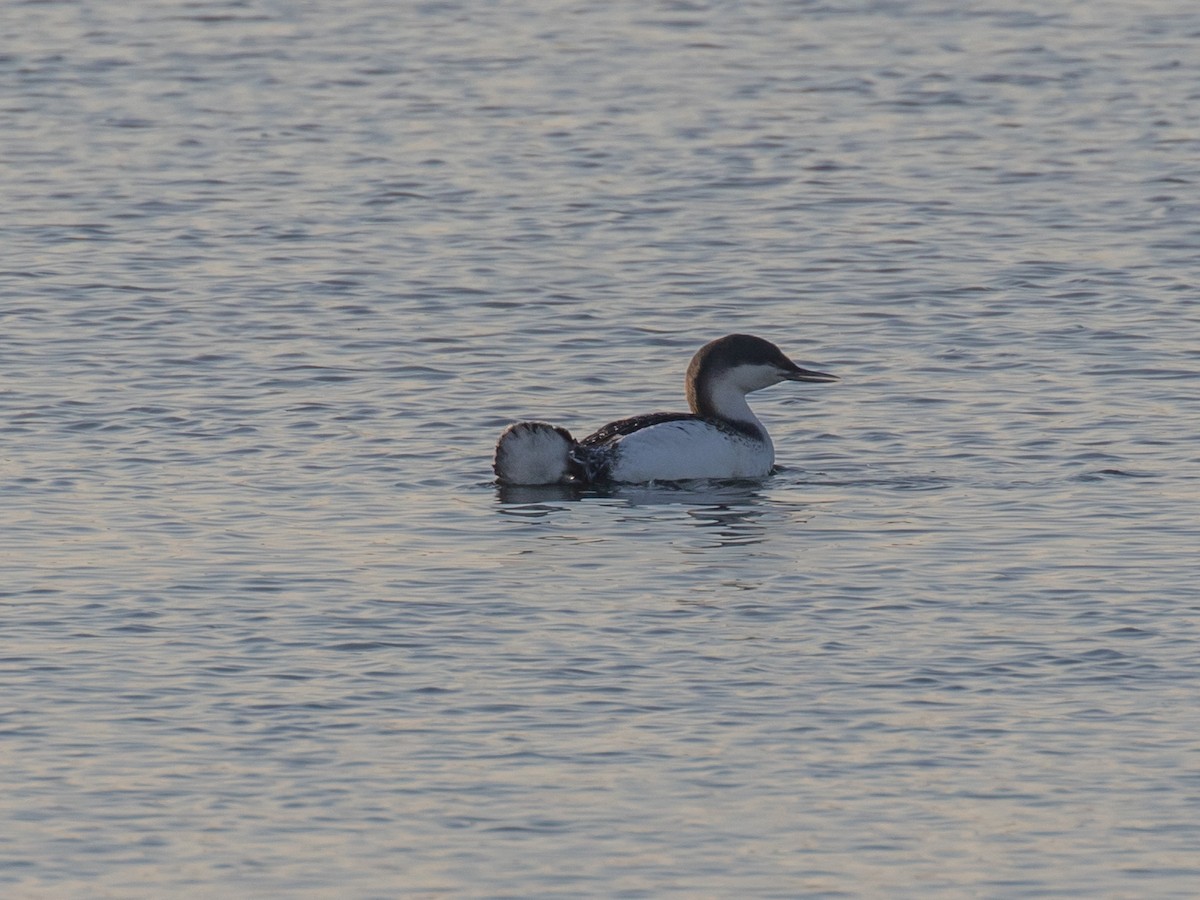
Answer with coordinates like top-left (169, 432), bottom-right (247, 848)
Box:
top-left (493, 334), bottom-right (837, 485)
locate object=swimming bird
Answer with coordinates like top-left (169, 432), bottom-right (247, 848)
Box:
top-left (493, 334), bottom-right (837, 485)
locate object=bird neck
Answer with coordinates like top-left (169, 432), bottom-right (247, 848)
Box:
top-left (690, 379), bottom-right (766, 436)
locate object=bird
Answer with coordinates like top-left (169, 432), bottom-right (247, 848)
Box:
top-left (493, 334), bottom-right (836, 485)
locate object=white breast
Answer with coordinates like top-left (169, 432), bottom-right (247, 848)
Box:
top-left (607, 419), bottom-right (775, 482)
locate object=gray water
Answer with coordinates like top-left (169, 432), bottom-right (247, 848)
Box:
top-left (3, 0), bottom-right (1199, 896)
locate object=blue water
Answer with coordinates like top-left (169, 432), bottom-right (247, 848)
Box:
top-left (3, 0), bottom-right (1199, 896)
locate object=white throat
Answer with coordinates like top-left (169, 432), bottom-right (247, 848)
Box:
top-left (705, 380), bottom-right (761, 425)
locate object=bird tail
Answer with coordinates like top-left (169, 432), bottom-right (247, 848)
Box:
top-left (493, 421), bottom-right (576, 485)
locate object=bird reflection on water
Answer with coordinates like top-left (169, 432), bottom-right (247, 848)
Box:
top-left (494, 479), bottom-right (825, 550)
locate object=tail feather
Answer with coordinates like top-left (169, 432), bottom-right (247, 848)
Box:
top-left (493, 421), bottom-right (575, 485)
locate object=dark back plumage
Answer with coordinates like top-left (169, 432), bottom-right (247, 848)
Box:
top-left (578, 411), bottom-right (699, 448)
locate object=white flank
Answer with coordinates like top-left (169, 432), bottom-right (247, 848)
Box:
top-left (608, 419), bottom-right (774, 482)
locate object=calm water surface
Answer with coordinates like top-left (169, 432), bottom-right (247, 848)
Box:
top-left (3, 0), bottom-right (1199, 896)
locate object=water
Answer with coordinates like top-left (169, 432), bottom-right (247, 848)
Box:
top-left (3, 0), bottom-right (1199, 895)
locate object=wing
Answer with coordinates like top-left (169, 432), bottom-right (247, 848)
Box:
top-left (571, 413), bottom-right (699, 483)
top-left (572, 415), bottom-right (772, 483)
